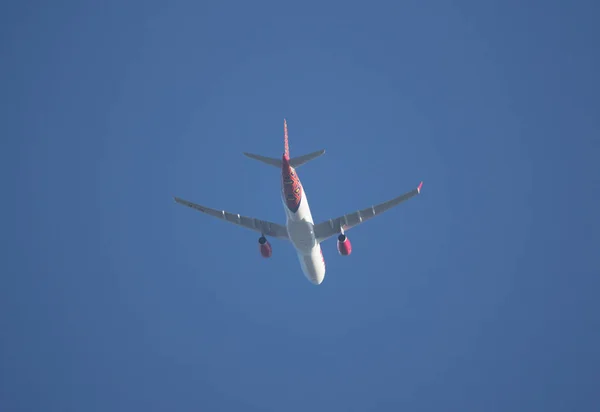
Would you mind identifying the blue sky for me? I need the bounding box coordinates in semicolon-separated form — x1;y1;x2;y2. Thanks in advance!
2;0;599;411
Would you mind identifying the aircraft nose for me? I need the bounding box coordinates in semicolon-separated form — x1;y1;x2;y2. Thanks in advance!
312;270;325;285
300;254;326;285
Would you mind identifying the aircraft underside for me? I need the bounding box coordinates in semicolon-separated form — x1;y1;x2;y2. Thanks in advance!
173;119;423;285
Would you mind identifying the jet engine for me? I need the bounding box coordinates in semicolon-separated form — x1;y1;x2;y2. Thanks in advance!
258;236;272;258
337;234;352;256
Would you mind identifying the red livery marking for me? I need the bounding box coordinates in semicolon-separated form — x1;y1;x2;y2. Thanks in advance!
281;119;301;212
282;157;302;213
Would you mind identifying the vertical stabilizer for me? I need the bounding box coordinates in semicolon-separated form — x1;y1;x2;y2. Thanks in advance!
243;118;324;168
284;118;290;159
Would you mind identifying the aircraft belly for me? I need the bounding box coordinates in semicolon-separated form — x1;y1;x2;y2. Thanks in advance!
283;188;316;254
282;185;325;284
287;220;315;253
298;247;325;285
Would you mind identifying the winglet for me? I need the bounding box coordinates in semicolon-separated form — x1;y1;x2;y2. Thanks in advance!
417;181;423;193
283;118;290;159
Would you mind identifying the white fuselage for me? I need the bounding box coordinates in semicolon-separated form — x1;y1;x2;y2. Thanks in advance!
281;180;326;285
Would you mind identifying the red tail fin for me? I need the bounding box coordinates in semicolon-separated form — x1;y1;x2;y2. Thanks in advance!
284;118;290;159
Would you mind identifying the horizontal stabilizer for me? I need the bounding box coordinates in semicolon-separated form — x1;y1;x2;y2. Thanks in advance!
242;152;282;168
243;149;325;168
290;149;325;168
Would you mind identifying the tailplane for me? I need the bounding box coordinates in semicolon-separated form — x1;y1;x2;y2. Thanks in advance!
243;119;325;168
289;149;325;167
242;152;282;167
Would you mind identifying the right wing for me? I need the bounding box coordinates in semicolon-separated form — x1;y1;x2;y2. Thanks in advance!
174;197;289;240
312;182;423;242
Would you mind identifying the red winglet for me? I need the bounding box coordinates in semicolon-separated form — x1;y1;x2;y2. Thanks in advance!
417;181;423;193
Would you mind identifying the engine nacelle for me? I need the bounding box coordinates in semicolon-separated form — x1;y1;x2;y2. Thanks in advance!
258;236;272;258
337;234;352;256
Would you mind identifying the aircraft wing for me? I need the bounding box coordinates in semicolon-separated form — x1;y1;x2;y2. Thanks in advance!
313;182;423;242
174;197;289;240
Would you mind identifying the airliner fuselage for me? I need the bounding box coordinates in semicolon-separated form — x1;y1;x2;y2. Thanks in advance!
280;153;326;284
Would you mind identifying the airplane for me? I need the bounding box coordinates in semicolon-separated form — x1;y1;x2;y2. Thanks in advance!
174;119;423;285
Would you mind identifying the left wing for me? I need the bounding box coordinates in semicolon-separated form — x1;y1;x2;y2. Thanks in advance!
313;182;423;242
174;197;289;240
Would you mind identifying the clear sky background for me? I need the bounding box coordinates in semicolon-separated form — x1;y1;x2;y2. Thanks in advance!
2;1;599;411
